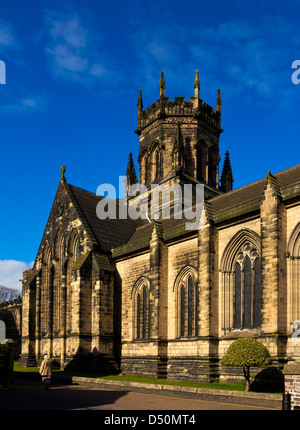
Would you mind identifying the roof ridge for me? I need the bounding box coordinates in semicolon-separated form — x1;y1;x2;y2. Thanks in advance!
209;163;300;202
209;177;265;202
274;163;300;176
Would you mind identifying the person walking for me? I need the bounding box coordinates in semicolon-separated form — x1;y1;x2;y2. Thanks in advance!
39;354;53;389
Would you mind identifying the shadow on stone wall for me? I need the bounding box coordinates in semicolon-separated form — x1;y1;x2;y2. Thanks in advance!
62;347;120;376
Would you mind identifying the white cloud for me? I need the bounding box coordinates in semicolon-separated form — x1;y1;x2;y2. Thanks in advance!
1;95;48;114
0;20;17;48
47;44;89;73
44;11;111;85
128;14;298;105
126;23;185;96
187;18;298;102
48;15;87;48
0;260;34;294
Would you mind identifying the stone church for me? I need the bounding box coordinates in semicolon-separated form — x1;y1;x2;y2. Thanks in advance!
19;71;300;383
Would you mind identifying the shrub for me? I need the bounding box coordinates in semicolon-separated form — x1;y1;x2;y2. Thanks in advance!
220;338;272;391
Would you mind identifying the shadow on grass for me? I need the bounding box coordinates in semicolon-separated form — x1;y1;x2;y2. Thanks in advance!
13;362;283;394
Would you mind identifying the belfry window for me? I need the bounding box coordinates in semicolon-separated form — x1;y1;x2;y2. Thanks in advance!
196;146;203;181
155;149;163;179
144;154;151;185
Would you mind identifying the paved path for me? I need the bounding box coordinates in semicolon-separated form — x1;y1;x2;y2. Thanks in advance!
0;376;279;411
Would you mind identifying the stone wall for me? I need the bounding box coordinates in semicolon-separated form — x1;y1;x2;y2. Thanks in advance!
0;299;22;357
283;362;300;409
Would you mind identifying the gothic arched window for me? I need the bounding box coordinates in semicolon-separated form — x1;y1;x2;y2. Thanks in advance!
188;276;193;336
136;293;141;339
180;285;185;337
174;267;198;338
196;146;203;181
254;258;262;327
233;245;262;329
132;278;150;340
208;151;216;186
287;222;300;325
154;148;163;179
65;230;80;334
220;229;262;333
41;243;51;336
54;229;66;334
76;241;80;260
144;153;151;185
234;263;241;328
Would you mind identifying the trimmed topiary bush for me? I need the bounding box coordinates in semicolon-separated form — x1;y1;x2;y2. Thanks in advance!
220;338;272;391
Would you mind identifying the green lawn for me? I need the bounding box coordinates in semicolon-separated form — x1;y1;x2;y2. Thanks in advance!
12;362;247;392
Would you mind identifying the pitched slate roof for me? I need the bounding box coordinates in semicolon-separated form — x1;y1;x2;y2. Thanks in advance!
65;164;299;256
209;164;300;214
67;183;146;252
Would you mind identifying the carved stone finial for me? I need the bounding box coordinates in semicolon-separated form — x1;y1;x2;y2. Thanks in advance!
61;165;66;182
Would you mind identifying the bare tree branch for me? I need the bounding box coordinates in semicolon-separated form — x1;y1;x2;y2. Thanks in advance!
0;285;21;303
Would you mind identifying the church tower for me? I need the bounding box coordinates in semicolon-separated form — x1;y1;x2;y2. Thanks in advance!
134;71;224;199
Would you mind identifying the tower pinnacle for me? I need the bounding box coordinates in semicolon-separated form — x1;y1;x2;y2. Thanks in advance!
194;70;200;109
194;70;200;91
137;89;143;112
216;88;222;112
126;152;138;193
159;71;165;97
220;151;233;193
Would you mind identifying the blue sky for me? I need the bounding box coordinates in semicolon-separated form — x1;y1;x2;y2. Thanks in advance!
0;0;299;292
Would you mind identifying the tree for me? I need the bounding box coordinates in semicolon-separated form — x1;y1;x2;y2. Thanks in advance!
0;285;20;304
220;338;272;391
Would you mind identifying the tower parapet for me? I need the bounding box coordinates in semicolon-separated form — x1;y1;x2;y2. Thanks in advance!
134;71;224;199
136;71;222;135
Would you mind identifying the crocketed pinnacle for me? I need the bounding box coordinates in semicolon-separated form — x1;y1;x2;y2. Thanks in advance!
126;152;138;186
220;151;233;193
